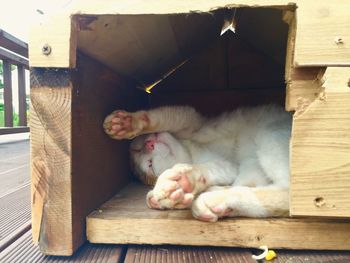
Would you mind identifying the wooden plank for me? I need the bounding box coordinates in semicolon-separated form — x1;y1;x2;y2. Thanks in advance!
0;185;31;251
17;65;27;126
272;250;350;263
0;230;126;263
29;13;77;68
30;1;295;69
29;1;350;69
30;68;74;255
2;60;13;127
0;29;28;58
68;0;295;15
76;12;224;86
283;10;326;111
291;68;350;217
0;47;29;68
87;182;350;250
124;245;256;263
70;53;147;253
30;53;147;256
294;0;350;66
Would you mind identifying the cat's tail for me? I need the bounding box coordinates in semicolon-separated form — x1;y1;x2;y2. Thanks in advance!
191;185;289;222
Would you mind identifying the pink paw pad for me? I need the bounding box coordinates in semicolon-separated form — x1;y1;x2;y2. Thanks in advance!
173;173;193;193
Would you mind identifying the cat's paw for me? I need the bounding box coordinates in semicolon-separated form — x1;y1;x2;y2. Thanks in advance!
103;110;149;139
191;189;237;222
146;164;207;209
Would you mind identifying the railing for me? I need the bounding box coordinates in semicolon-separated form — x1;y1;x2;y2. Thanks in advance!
0;29;29;135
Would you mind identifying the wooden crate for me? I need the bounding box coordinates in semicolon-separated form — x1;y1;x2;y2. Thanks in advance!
29;0;350;256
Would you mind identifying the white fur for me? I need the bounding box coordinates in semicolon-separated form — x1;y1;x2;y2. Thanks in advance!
106;105;291;221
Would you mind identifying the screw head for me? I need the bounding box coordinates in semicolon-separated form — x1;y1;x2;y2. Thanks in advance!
42;44;52;55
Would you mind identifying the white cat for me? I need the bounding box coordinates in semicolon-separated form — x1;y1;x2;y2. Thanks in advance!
103;105;291;222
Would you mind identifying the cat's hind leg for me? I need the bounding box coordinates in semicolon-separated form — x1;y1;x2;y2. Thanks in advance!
192;185;289;222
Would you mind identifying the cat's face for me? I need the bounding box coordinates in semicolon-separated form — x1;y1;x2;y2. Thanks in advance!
130;132;191;184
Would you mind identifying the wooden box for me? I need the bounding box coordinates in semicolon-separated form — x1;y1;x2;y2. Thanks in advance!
29;0;350;256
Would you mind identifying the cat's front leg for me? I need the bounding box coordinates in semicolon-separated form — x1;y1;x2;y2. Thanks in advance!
104;110;150;139
146;164;208;209
192;186;289;222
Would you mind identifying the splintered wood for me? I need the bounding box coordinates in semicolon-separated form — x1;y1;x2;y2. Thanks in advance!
291;68;350;217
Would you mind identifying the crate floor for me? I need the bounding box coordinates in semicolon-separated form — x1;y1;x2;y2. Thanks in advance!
1;139;350;262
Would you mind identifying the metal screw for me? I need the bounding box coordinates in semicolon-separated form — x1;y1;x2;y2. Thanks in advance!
42;44;52;55
334;36;344;44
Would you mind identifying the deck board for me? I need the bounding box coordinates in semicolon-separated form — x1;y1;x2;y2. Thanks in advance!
268;250;350;263
124;245;256;263
0;184;31;252
0;140;30;195
0;230;126;263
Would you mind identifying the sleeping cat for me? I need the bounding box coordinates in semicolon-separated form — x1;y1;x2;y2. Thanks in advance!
103;105;291;222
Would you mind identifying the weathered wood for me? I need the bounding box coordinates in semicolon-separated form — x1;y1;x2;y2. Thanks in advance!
30;68;73;255
0;230;126;263
30;53;147;256
17;65;27;126
3;60;13;127
291;68;350;217
70;53;147;252
87;183;350;250
272;250;350;263
0;185;31;252
124;245;256;263
284;10;326;111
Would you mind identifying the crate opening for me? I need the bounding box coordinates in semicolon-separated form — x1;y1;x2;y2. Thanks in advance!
74;7;294;246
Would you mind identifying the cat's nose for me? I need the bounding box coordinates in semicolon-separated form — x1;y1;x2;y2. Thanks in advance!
145;139;156;152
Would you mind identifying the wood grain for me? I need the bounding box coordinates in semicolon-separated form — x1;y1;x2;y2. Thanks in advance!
70;53;147;251
291;67;350;217
30;53;147;256
87;183;350;250
30;69;73;255
294;0;350;66
284;10;326;111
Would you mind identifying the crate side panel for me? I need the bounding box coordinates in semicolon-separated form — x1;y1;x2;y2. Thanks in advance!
291;69;350;217
71;53;148;250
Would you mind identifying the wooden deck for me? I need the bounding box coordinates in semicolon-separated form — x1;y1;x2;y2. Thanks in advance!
1;137;350;262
